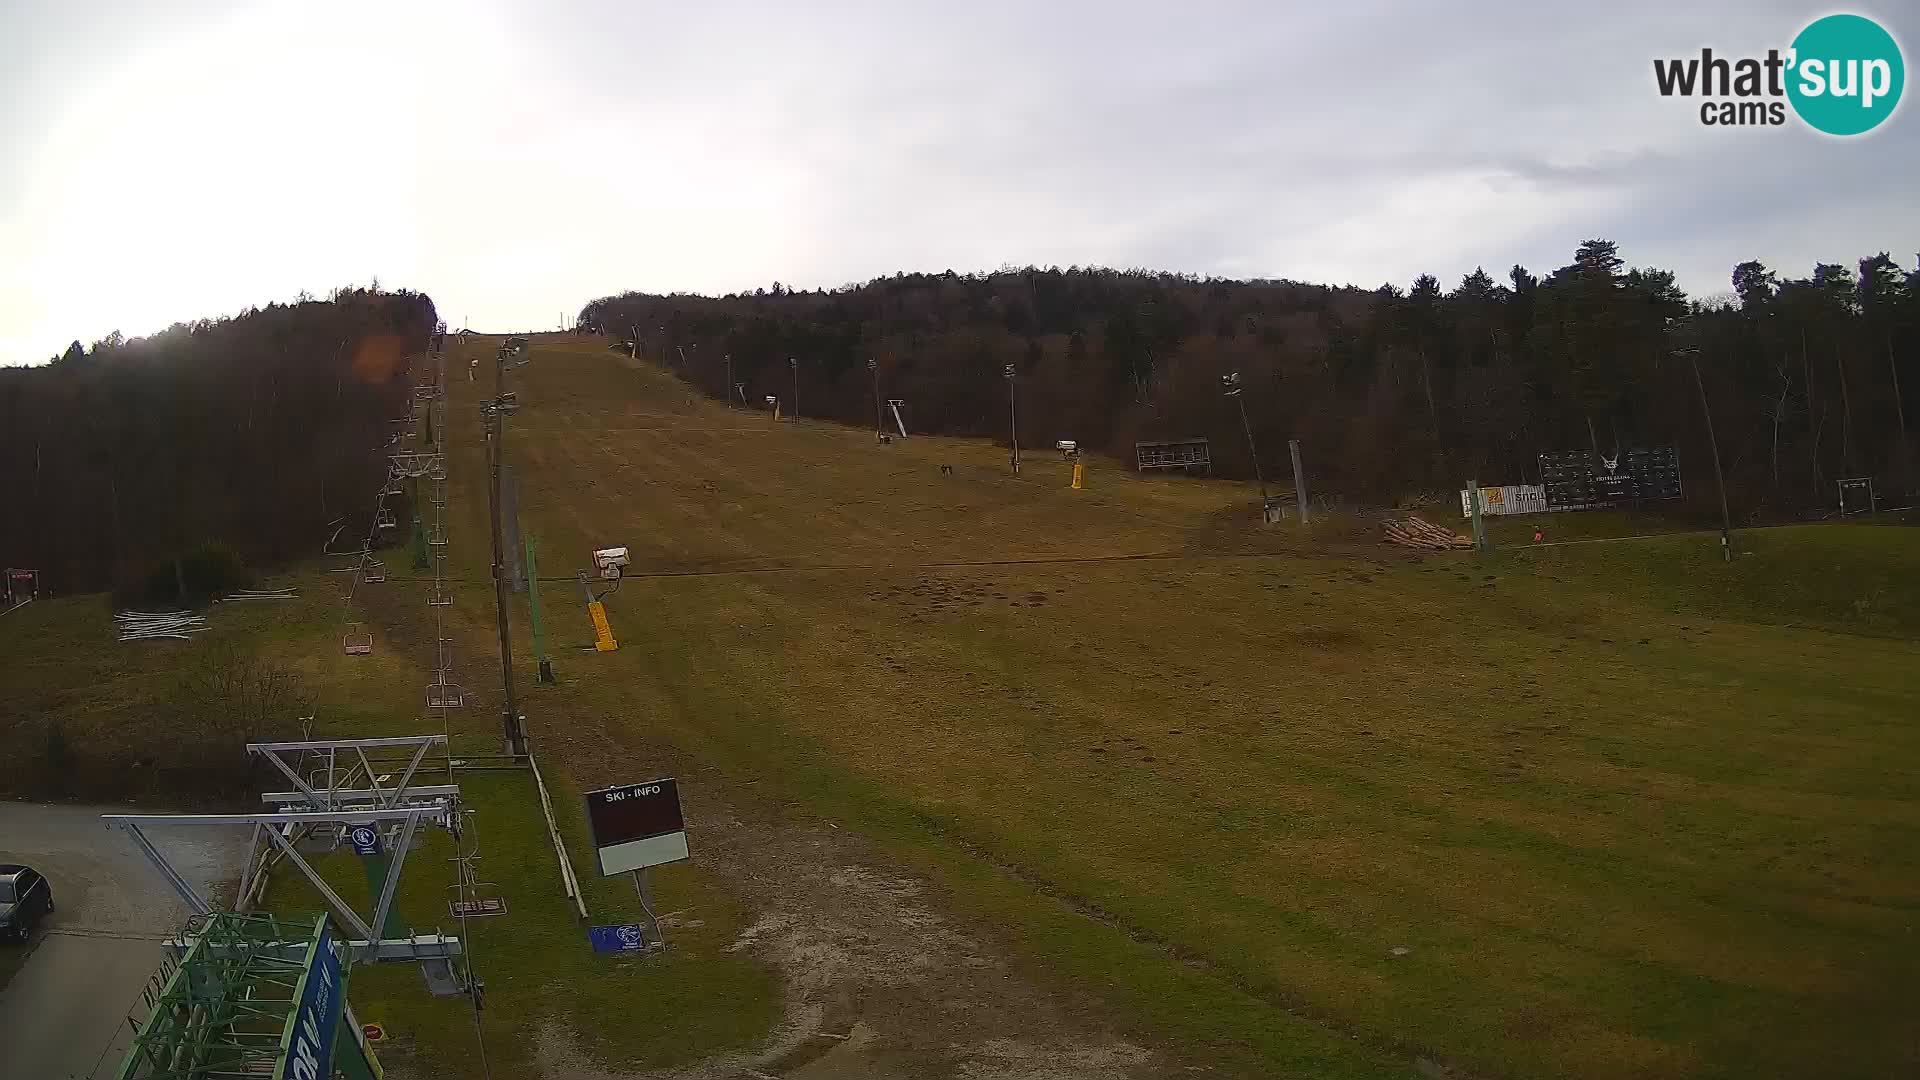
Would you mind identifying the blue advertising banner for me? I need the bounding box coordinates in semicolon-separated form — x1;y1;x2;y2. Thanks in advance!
588;924;650;954
276;922;344;1080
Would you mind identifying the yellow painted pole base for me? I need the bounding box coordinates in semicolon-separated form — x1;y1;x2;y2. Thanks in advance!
589;601;618;652
1071;460;1084;489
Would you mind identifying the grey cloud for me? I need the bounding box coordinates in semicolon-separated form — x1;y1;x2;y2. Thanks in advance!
2;0;1915;357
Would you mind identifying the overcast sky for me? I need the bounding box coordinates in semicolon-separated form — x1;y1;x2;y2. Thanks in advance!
1;1;1915;363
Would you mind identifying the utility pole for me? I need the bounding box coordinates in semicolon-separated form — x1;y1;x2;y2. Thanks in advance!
869;358;882;441
484;347;529;757
724;354;735;407
1682;344;1734;562
789;357;801;419
1223;372;1268;514
1004;363;1021;475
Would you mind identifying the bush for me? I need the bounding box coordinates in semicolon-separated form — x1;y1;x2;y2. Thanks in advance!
159;644;308;799
1;645;306;806
114;542;254;610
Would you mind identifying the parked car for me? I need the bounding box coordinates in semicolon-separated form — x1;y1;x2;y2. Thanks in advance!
0;864;53;942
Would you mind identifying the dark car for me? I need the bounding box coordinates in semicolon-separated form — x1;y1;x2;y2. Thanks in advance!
0;864;53;943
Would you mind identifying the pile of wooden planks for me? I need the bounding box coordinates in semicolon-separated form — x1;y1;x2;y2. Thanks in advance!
1383;514;1473;551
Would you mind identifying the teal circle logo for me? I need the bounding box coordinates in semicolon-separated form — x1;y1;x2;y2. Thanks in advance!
1787;14;1904;135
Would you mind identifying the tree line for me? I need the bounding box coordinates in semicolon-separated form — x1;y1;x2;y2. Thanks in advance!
0;288;439;596
580;242;1917;517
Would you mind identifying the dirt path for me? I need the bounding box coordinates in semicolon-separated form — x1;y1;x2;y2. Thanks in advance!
533;780;1165;1080
351;547;1178;1079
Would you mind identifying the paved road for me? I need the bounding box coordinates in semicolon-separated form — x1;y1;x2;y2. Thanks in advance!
0;801;245;1080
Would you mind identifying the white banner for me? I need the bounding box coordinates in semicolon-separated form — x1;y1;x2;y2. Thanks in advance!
1460;484;1548;518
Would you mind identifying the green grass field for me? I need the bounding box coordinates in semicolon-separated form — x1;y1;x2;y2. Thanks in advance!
5;332;1917;1079
0;560;781;1077
257;768;778;1078
460;335;1919;1079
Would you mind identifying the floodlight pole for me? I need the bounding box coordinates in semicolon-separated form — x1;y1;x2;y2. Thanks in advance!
1223;373;1267;510
1289;439;1310;524
724;354;735;407
789;357;801;419
869;359;882;441
1682;345;1734;562
1005;364;1021;475
486;353;530;758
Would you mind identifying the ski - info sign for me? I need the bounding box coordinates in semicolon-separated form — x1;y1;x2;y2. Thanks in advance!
584;778;689;876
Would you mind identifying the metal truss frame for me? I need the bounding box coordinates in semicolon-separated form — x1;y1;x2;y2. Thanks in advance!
104;806;451;947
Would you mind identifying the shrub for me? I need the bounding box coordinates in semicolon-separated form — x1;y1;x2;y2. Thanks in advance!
158;643;308;799
114;542;254;610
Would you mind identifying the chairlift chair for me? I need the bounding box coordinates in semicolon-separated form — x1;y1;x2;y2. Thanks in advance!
428;587;454;607
343;622;373;655
447;881;508;918
426;677;465;710
295;824;343;856
360;557;387;585
375;508;399;531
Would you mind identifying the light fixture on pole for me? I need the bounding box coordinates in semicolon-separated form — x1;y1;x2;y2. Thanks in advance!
1677;343;1734;562
1004;363;1021;476
1222;372;1269;514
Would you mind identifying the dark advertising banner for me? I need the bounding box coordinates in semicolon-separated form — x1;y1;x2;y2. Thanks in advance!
1539;448;1682;509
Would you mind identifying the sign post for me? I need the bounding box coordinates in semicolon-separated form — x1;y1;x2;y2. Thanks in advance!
1468;480;1491;553
583;779;689;950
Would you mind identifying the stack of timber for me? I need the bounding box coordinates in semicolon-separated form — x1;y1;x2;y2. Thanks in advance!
1384;514;1473;551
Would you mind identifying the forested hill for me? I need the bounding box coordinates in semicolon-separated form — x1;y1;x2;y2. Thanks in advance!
580;243;1918;517
0;288;438;595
